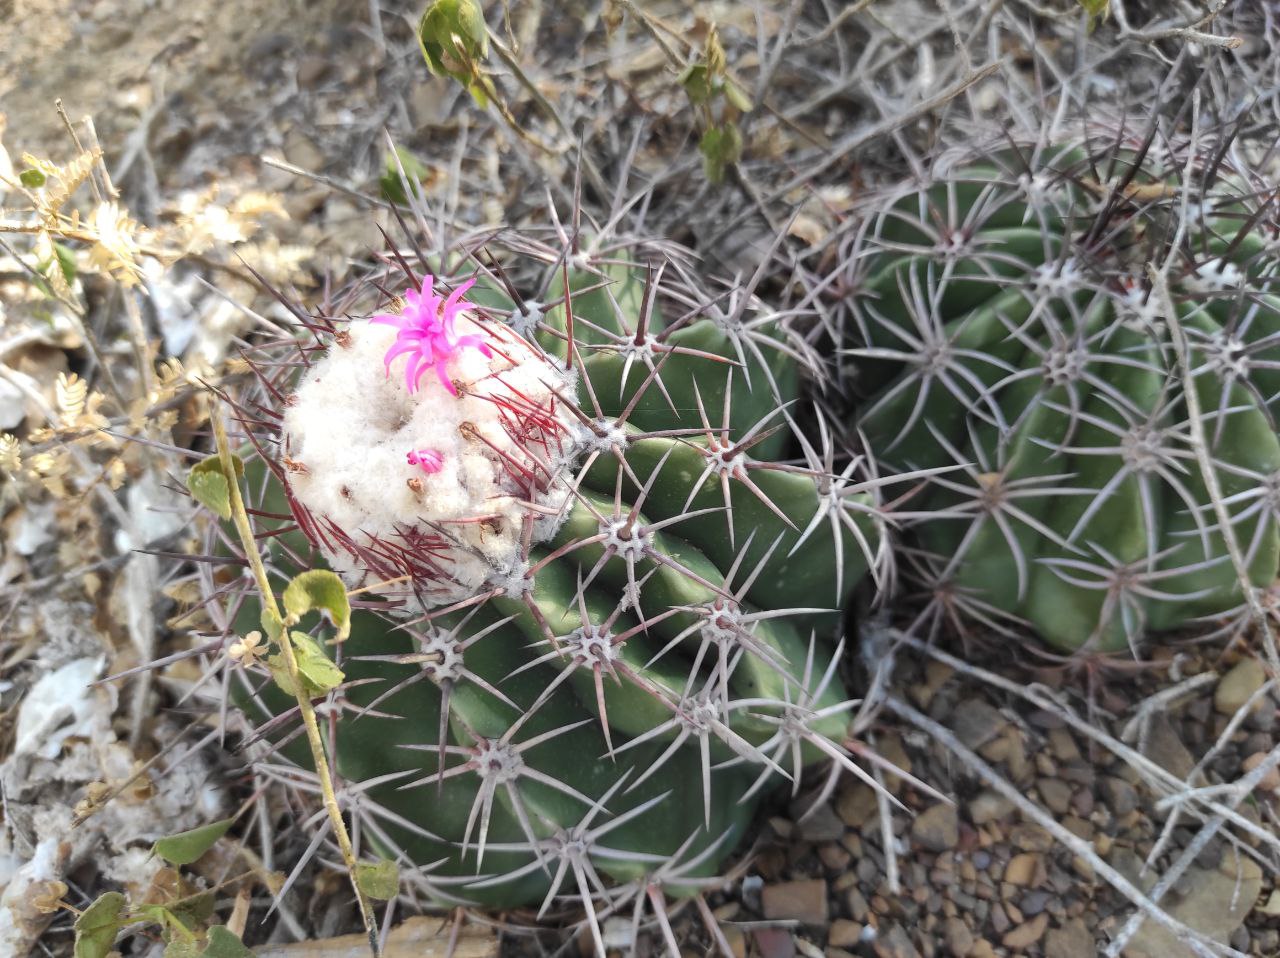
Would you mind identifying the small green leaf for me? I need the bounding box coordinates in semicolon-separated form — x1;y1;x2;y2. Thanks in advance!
679;64;714;104
723;79;753;113
52;242;78;285
202;927;256;958
260;607;283;643
164;940;201;958
136;903;199;942
186;454;245;521
418;0;489;99
380;147;433;205
1079;0;1109;28
699;122;743;185
353;858;400;900
74;892;127;958
166;890;217;931
152;818;235;866
269;631;344;697
283;569;351;641
19;168;46;188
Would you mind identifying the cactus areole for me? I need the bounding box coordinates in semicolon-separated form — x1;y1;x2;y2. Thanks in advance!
221;231;882;917
846;134;1280;654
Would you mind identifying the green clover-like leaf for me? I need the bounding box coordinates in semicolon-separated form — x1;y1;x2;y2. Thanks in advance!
268;631;344;698
353;858;400;901
202;926;256;958
74;892;127;958
283;569;351;641
186;454;245;521
699;122;744;185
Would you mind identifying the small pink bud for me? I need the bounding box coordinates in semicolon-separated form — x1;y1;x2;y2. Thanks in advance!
407;448;445;474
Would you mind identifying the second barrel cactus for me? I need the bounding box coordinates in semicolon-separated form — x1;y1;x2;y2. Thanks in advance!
841;130;1280;653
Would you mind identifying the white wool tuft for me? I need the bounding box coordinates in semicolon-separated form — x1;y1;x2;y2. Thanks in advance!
282;311;583;612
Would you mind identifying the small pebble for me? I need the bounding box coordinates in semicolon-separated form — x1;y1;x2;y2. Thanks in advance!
1002;913;1049;950
1214;658;1267;715
911;803;960;853
1044;917;1092;958
761;879;828;925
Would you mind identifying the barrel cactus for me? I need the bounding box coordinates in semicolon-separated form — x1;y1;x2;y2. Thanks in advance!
202;221;883;938
840;127;1280;654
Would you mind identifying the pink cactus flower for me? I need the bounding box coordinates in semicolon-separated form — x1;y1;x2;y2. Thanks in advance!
406;447;445;474
372;276;492;396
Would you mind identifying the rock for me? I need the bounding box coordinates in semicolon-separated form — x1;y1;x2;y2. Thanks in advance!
751;927;796;958
912;803;960;853
876;733;914;792
968;790;1014;825
1101;776;1139;817
1121;850;1263;958
1242;751;1280;792
1047;727;1081;762
794;802;846;843
818;842;852;872
1142;714;1195;780
1045;918;1093;958
1002;913;1049;950
845;887;870;922
943;916;973;957
829;920;864;948
837;784;879;829
873;924;921;958
1019;890;1051;917
1009;824;1053;853
762;879;828;925
1256;889;1280;917
723;925;747;958
1037;778;1073;814
283;125;326;172
1214;659;1267;716
953;700;1007;750
1003;853;1042;887
1107;848;1157;894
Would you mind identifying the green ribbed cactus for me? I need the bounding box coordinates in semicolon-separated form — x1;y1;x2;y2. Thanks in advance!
203;222;884;942
842;130;1280;653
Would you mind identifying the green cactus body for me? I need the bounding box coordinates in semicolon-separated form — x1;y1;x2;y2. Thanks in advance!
846;140;1280;653
215;231;882;924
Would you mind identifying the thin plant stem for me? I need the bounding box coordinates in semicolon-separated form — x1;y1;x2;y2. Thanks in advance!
212;411;382;957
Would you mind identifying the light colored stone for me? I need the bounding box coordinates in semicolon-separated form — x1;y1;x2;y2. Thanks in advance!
1044;919;1093;958
1037;778;1072;815
953;699;1006;750
912;803;960;853
873;924;921;958
1121;850;1263;958
1003;853;1042;887
1214;659;1268;716
829;920;864;948
1142;714;1195;780
761;879;828;925
1242;751;1280;792
968;790;1014;825
837;784;878;829
1002;913;1049;950
943;916;974;957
